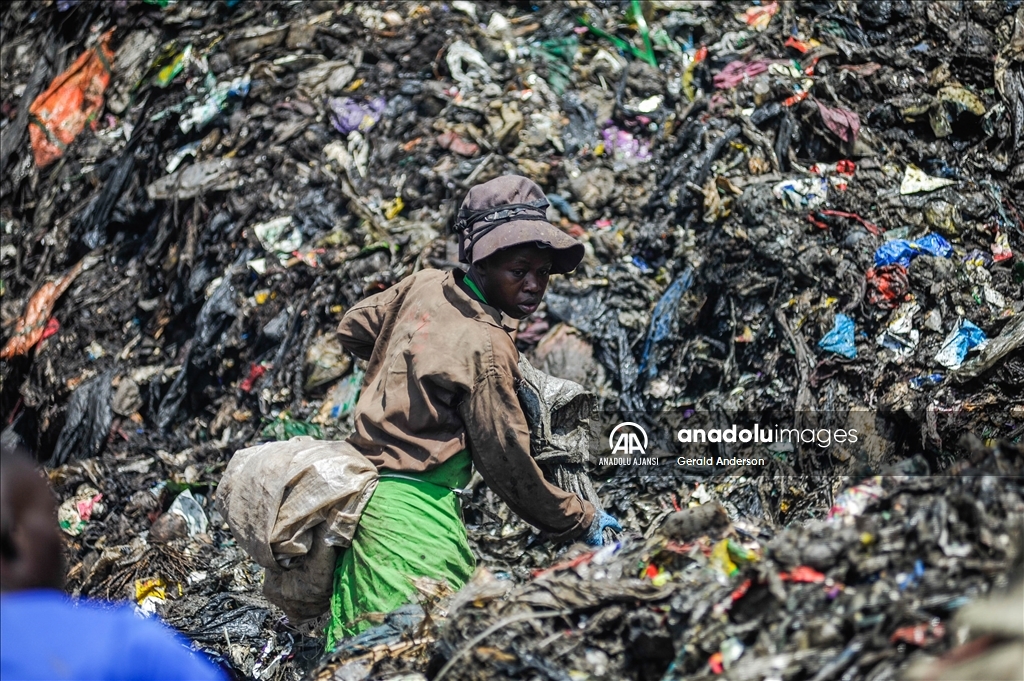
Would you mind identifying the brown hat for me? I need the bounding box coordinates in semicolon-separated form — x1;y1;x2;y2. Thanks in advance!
455;175;584;274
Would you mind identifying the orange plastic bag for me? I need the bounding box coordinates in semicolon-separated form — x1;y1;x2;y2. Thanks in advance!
28;29;114;168
0;256;95;360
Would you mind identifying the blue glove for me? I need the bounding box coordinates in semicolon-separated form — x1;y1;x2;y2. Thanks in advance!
584;510;622;546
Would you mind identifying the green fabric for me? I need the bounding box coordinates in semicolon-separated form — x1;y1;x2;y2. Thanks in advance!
326;451;475;650
463;276;488;305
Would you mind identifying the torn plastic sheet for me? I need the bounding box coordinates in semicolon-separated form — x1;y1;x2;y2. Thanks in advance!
773;177;828;211
179;75;250;133
0;255;97;359
817;101;860;143
818;313;857;359
253;216;303;257
900;164;957;194
713;60;770;89
50;370;114;467
445;40;494;89
167;489;209;536
935;319;989;369
146;158;241;200
28;29;114;167
638;267;695;379
877;302;920;357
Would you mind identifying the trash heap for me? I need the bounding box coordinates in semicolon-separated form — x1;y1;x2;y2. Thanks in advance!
1;1;1023;679
313;440;1024;681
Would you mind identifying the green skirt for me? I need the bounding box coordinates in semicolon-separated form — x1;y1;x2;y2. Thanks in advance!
326;451;475;650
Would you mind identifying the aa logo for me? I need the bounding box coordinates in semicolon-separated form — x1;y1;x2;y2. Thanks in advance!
609;422;648;456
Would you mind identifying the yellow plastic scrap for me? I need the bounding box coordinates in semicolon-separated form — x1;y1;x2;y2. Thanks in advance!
384;197;404;220
134;576;167;604
710;539;739;577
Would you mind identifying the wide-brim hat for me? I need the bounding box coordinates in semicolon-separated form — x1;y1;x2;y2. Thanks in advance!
456;175;584;274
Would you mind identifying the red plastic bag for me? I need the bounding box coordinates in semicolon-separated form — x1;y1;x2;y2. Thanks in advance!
866;265;910;309
28;29;114;168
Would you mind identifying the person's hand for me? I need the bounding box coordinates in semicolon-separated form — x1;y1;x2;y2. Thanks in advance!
584;510;622;546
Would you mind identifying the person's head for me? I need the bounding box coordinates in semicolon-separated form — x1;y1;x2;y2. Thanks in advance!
0;446;65;592
456;175;583;319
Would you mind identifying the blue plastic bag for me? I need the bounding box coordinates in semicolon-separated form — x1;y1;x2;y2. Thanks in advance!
818;313;857;359
874;233;952;268
934;319;988;369
637;267;694;378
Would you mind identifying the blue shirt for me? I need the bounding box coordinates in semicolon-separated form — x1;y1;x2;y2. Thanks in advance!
0;590;226;681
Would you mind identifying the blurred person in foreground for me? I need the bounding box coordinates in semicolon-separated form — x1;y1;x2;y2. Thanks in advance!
0;446;225;681
326;175;620;647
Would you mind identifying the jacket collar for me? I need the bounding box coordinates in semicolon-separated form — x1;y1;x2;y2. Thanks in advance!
445;270;518;333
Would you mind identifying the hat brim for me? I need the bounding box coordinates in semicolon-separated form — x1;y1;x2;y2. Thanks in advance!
470;219;584;274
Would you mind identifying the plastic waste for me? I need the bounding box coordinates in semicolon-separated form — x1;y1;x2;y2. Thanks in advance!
900;164;957;194
28;29;114;167
637;268;694;379
305;333;352;390
818;313;857;359
57;486;104;536
866;265;910;308
713;60;770;89
828;477;884;522
773;177;828;211
179;75;250;133
50;370;114;467
445;40;494;90
253;216;303;258
135;577;168;615
261;411;324;441
146;158;241;200
742;1;779;31
817;101;860;144
874;233;953;268
890;622;946;646
328;97;386;135
0;256;97;359
314;366;365;423
436;130;479;157
935;319;989;369
877;302;920;357
167;489;209;537
600;126;651;165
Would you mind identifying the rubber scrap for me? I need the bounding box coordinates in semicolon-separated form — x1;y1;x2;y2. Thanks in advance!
28;29;115;168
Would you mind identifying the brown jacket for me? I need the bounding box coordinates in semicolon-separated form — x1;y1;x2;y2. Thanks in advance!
337;268;595;538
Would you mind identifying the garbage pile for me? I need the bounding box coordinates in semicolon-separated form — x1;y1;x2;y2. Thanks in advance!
1;0;1023;679
418;440;1024;681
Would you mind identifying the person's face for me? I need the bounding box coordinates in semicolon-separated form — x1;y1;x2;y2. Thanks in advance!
474;245;554;319
0;457;65;592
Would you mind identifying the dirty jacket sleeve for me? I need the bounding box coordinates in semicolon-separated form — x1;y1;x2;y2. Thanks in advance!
336;286;400;361
460;359;596;540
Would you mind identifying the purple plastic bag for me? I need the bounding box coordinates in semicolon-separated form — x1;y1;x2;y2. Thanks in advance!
601;126;650;163
817;101;860;144
713;60;770;89
328;97;386;134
